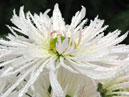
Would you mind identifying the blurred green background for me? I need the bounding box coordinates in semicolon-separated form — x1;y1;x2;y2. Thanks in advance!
0;0;129;43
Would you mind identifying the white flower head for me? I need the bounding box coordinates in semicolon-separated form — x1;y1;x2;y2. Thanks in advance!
31;67;98;97
0;3;129;97
97;72;129;97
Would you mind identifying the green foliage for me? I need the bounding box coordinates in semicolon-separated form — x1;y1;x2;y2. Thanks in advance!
20;0;46;13
97;83;107;97
48;85;52;94
65;95;71;97
108;10;129;33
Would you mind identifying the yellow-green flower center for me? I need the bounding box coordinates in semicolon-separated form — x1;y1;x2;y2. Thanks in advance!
49;35;73;55
48;32;78;59
49;36;65;54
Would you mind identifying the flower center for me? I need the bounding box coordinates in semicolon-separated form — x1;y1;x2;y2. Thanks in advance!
48;31;78;58
49;35;66;54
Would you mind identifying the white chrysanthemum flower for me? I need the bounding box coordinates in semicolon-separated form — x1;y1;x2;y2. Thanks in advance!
0;3;129;97
32;67;98;97
97;72;129;97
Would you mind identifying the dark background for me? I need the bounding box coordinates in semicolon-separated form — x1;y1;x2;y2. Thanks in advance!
0;0;129;43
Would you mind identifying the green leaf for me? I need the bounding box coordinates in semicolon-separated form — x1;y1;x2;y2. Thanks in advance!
108;10;129;33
